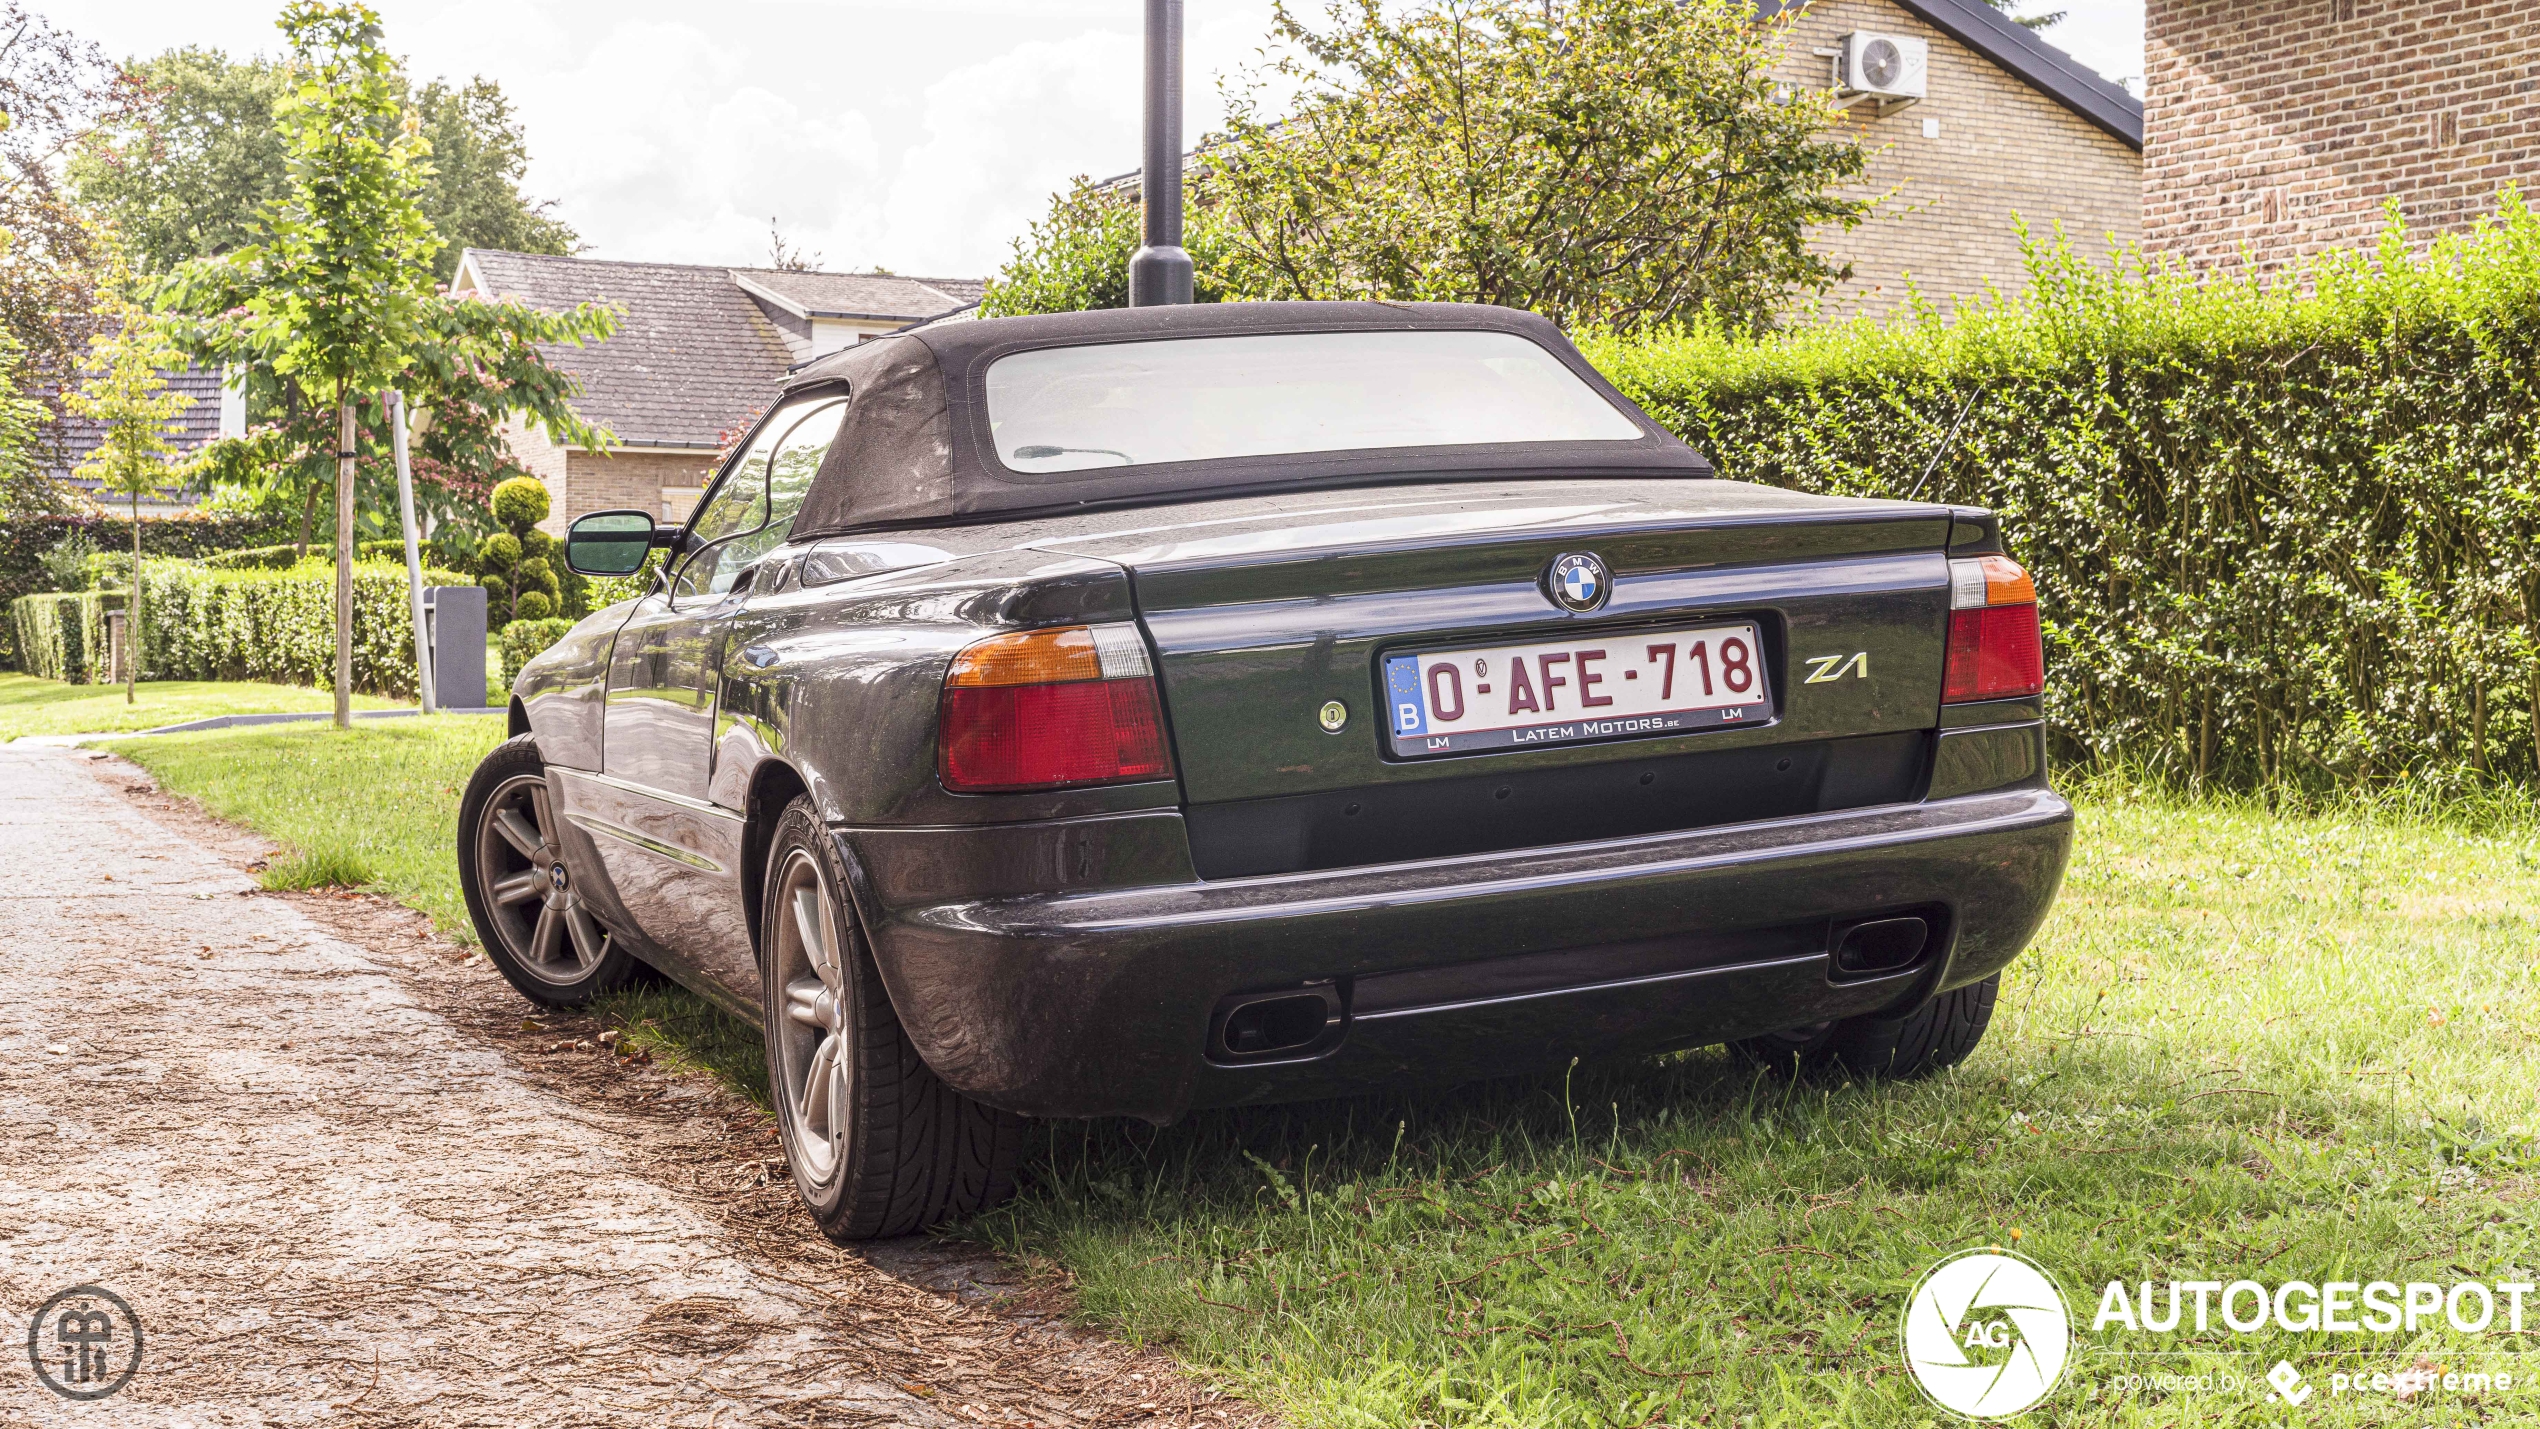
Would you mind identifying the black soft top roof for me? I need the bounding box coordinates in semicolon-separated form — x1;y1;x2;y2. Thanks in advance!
783;300;1711;539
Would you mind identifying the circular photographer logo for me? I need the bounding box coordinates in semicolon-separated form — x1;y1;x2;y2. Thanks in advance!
1902;1250;2069;1420
26;1284;143;1401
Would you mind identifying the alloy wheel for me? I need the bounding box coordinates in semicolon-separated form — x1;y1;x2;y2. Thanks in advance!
473;772;610;986
773;847;850;1185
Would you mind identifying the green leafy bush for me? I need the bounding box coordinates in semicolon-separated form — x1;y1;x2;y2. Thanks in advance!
37;531;97;589
11;557;469;694
201;543;305;571
470;477;572;627
497;616;574;686
490;475;548;529
0;514;285;667
1585;194;2540;790
9;590;122;682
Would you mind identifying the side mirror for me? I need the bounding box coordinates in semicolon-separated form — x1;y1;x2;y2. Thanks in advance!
565;510;661;576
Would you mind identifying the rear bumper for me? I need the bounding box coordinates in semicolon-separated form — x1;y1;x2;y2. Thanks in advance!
843;780;2072;1122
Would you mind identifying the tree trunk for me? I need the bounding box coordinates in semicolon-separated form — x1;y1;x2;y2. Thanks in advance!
335;398;356;729
298;481;318;562
128;489;141;705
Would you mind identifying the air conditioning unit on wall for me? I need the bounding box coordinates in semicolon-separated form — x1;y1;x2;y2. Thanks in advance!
1835;32;1929;108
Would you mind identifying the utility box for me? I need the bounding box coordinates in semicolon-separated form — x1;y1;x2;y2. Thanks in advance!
423;586;489;710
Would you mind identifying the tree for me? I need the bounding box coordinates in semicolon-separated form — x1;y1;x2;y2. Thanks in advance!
411;78;576;279
172;1;436;729
65;257;194;704
1205;0;1869;331
71;48;576;280
59;49;287;276
167;281;618;555
0;320;52;516
978;176;1239;317
985;0;1868;332
1979;0;2066;31
0;1;149;500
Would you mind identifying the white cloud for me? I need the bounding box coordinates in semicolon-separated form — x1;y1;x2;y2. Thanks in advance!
872;2;1278;276
472;17;885;267
38;0;2148;277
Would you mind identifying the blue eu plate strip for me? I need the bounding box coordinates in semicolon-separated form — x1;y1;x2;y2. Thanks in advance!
1385;655;1427;736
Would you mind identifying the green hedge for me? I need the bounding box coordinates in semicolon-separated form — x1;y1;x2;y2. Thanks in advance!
11;558;470;696
10;589;124;682
1585;195;2540;789
0;515;286;668
149;559;474;698
497;617;575;688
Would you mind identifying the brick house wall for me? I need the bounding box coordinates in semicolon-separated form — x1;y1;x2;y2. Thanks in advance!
1771;0;2143;316
2144;0;2540;271
502;414;719;537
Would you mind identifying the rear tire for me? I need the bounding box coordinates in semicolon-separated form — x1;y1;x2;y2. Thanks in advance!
1731;975;1999;1079
457;734;647;1007
760;798;1025;1240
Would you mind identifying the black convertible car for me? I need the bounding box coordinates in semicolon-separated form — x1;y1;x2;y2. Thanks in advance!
457;301;2071;1240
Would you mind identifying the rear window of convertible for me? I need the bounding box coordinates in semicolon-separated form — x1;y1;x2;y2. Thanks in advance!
984;329;1643;476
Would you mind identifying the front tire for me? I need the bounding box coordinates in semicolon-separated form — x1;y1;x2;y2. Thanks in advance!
1732;975;2000;1079
457;734;647;1007
761;798;1025;1240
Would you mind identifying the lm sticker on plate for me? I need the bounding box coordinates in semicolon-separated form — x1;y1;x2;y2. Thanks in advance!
1383;622;1769;758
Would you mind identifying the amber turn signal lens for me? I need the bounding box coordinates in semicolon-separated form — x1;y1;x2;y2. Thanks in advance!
1947;554;2037;609
946;626;1105;687
1977;554;2036;606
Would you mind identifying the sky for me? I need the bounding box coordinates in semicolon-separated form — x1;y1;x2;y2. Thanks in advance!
42;0;2145;282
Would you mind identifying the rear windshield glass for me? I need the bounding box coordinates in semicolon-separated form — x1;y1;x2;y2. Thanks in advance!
984;329;1642;475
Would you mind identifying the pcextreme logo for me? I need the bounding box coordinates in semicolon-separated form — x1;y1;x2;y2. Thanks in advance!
1902;1249;2073;1420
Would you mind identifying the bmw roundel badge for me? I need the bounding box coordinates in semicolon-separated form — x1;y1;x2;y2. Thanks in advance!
1545;552;1611;614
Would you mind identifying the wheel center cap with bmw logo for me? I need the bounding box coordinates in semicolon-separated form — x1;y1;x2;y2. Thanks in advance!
1545;552;1610;613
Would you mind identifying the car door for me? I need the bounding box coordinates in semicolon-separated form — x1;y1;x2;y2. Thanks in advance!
579;393;850;990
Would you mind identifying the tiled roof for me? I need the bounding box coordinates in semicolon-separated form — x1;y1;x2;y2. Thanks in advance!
459;250;799;450
729;269;983;321
43;365;225;481
1755;0;2142;149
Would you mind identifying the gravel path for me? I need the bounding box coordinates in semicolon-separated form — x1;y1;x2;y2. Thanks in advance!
0;747;1253;1428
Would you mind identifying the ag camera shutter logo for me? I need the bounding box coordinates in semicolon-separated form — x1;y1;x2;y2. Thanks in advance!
1903;1249;2072;1419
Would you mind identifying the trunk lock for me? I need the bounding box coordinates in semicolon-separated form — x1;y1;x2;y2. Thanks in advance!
1317;700;1349;732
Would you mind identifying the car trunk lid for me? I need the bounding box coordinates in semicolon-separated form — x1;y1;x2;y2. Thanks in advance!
1034;480;1955;876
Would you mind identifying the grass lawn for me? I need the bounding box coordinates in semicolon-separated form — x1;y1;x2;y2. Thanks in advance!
0;671;406;741
100;721;2540;1425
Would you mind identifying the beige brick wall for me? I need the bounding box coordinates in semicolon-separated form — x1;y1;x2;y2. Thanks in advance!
2145;0;2540;272
501;414;717;536
563;450;721;531
1772;0;2143;317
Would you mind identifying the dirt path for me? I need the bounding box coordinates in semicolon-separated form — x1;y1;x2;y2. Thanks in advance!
0;747;1254;1428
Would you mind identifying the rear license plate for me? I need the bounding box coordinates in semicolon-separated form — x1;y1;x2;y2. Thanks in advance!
1383;622;1770;757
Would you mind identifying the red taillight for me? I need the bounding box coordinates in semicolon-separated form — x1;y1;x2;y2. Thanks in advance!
1942;555;2044;703
938;624;1174;792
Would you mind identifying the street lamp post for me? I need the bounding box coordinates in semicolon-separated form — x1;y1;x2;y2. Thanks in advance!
1126;0;1193;306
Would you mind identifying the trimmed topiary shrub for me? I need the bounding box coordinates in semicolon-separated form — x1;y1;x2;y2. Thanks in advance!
476;477;566;628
